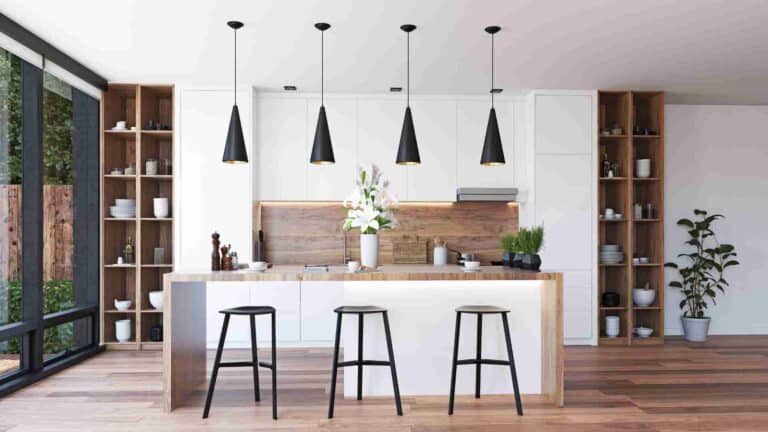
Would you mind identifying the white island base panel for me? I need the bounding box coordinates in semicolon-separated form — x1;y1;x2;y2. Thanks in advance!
341;281;542;398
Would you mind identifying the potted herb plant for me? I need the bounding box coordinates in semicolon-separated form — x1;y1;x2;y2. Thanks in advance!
500;234;519;267
517;226;544;271
343;164;398;269
665;209;739;342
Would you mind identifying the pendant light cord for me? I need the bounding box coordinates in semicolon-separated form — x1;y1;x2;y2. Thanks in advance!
233;27;237;106
491;32;494;108
321;29;324;107
407;31;410;107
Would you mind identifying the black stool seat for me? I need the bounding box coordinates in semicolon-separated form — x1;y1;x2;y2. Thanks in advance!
203;305;277;420
328;305;402;418
334;305;387;314
448;305;523;416
455;305;510;314
220;305;276;315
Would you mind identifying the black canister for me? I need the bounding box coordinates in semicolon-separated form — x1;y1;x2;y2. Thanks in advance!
149;325;163;342
602;292;621;308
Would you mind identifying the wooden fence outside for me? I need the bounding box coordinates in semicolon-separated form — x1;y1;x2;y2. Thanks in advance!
0;184;74;282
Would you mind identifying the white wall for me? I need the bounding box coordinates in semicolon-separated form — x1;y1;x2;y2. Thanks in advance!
665;105;768;335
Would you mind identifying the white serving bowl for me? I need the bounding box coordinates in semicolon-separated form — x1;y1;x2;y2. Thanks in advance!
114;299;132;311
249;261;268;272
115;198;136;208
632;288;656;307
109;206;136;218
464;261;481;271
634;327;654;338
148;291;163;311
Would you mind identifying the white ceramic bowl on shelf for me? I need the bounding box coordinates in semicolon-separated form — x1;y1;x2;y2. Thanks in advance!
464;261;481;271
148;291;163;311
114;299;132;311
632;288;656;307
109;206;136;218
634;327;654;338
114;199;136;208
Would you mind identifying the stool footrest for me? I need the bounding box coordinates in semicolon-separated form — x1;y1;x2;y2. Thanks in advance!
337;360;391;367
456;358;511;366
217;361;274;369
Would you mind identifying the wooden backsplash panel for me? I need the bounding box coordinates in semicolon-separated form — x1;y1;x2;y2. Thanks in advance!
255;202;518;265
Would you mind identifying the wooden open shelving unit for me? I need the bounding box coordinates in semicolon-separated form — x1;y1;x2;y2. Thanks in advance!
100;84;174;350
597;90;664;345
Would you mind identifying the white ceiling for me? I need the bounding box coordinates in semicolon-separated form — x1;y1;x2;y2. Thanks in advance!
3;0;768;104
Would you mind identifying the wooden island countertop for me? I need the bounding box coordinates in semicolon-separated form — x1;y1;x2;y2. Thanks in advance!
164;265;561;283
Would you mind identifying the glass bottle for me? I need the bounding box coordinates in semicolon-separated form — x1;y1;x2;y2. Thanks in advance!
123;236;135;264
602;153;611;177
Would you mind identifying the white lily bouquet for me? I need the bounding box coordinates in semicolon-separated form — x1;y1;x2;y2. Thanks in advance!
343;164;399;234
343;164;398;268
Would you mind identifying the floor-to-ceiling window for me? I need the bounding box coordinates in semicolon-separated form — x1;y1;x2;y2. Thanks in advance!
0;44;101;394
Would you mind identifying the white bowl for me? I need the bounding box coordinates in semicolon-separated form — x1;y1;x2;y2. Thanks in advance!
109;206;136;218
634;327;653;338
114;299;132;311
464;261;481;271
632;288;656;307
148;291;163;311
600;244;620;251
114;199;136;207
249;261;268;272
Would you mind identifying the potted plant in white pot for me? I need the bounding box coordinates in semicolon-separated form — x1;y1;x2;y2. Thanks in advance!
665;209;739;342
343;164;398;269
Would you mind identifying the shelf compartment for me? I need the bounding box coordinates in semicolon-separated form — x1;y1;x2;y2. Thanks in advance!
139;177;172;219
598;91;630;133
139;267;171;310
139;85;173;131
632;222;663;264
632;309;663;342
140;217;173;265
599;180;629;216
599;309;629;342
103;84;138;130
631;91;664;137
103;220;137;265
139;133;173;176
140;313;164;343
103;314;136;344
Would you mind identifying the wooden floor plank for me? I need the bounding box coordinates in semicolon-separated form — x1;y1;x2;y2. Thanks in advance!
0;336;767;431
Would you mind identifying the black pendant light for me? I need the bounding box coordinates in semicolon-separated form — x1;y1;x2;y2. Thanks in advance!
396;24;420;165
480;25;506;166
222;21;248;164
310;22;335;165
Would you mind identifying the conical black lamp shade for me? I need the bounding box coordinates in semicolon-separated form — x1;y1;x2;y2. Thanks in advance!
310;105;335;164
396;106;420;165
480;107;505;166
222;105;248;163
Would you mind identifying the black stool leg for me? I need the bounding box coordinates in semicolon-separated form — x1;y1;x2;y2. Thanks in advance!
328;312;343;419
357;313;364;400
250;315;261;402
271;311;278;420
475;313;483;399
448;311;461;415
203;313;230;419
382;311;403;416
501;313;523;416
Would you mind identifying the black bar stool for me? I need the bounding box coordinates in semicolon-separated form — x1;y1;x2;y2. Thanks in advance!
448;305;523;416
203;306;277;420
328;306;402;418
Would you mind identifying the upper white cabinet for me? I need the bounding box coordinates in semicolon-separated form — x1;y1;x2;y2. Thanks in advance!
177;89;252;270
253;96;307;200
456;99;516;188
535;95;592;154
356;98;409;200
407;99;457;201
306;98;358;201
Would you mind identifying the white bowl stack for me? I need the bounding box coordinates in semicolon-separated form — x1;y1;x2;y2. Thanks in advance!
599;244;624;264
110;198;136;218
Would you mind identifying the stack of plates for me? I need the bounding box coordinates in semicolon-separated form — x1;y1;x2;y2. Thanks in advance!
110;198;136;218
600;244;624;264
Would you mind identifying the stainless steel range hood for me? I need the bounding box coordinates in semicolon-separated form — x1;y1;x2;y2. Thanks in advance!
456;187;518;202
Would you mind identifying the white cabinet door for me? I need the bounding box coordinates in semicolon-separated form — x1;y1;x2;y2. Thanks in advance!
206;282;252;348
535;154;592;270
253;96;307;200
406;99;457;201
562;271;593;340
306;98;357;201
456;100;515;187
357;99;409;200
300;281;344;341
534;95;592;154
178;90;252;270
250;282;301;343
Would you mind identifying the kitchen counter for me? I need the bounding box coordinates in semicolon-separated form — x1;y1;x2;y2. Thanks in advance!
165;265;560;282
162;265;563;413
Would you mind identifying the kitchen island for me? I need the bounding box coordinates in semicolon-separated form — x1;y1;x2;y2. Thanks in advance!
162;265;563;412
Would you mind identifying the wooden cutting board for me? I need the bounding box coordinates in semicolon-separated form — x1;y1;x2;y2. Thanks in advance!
392;235;428;264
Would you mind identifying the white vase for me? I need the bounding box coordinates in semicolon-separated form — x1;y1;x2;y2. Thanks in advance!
360;233;379;269
605;315;620;338
153;197;169;218
115;319;132;342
